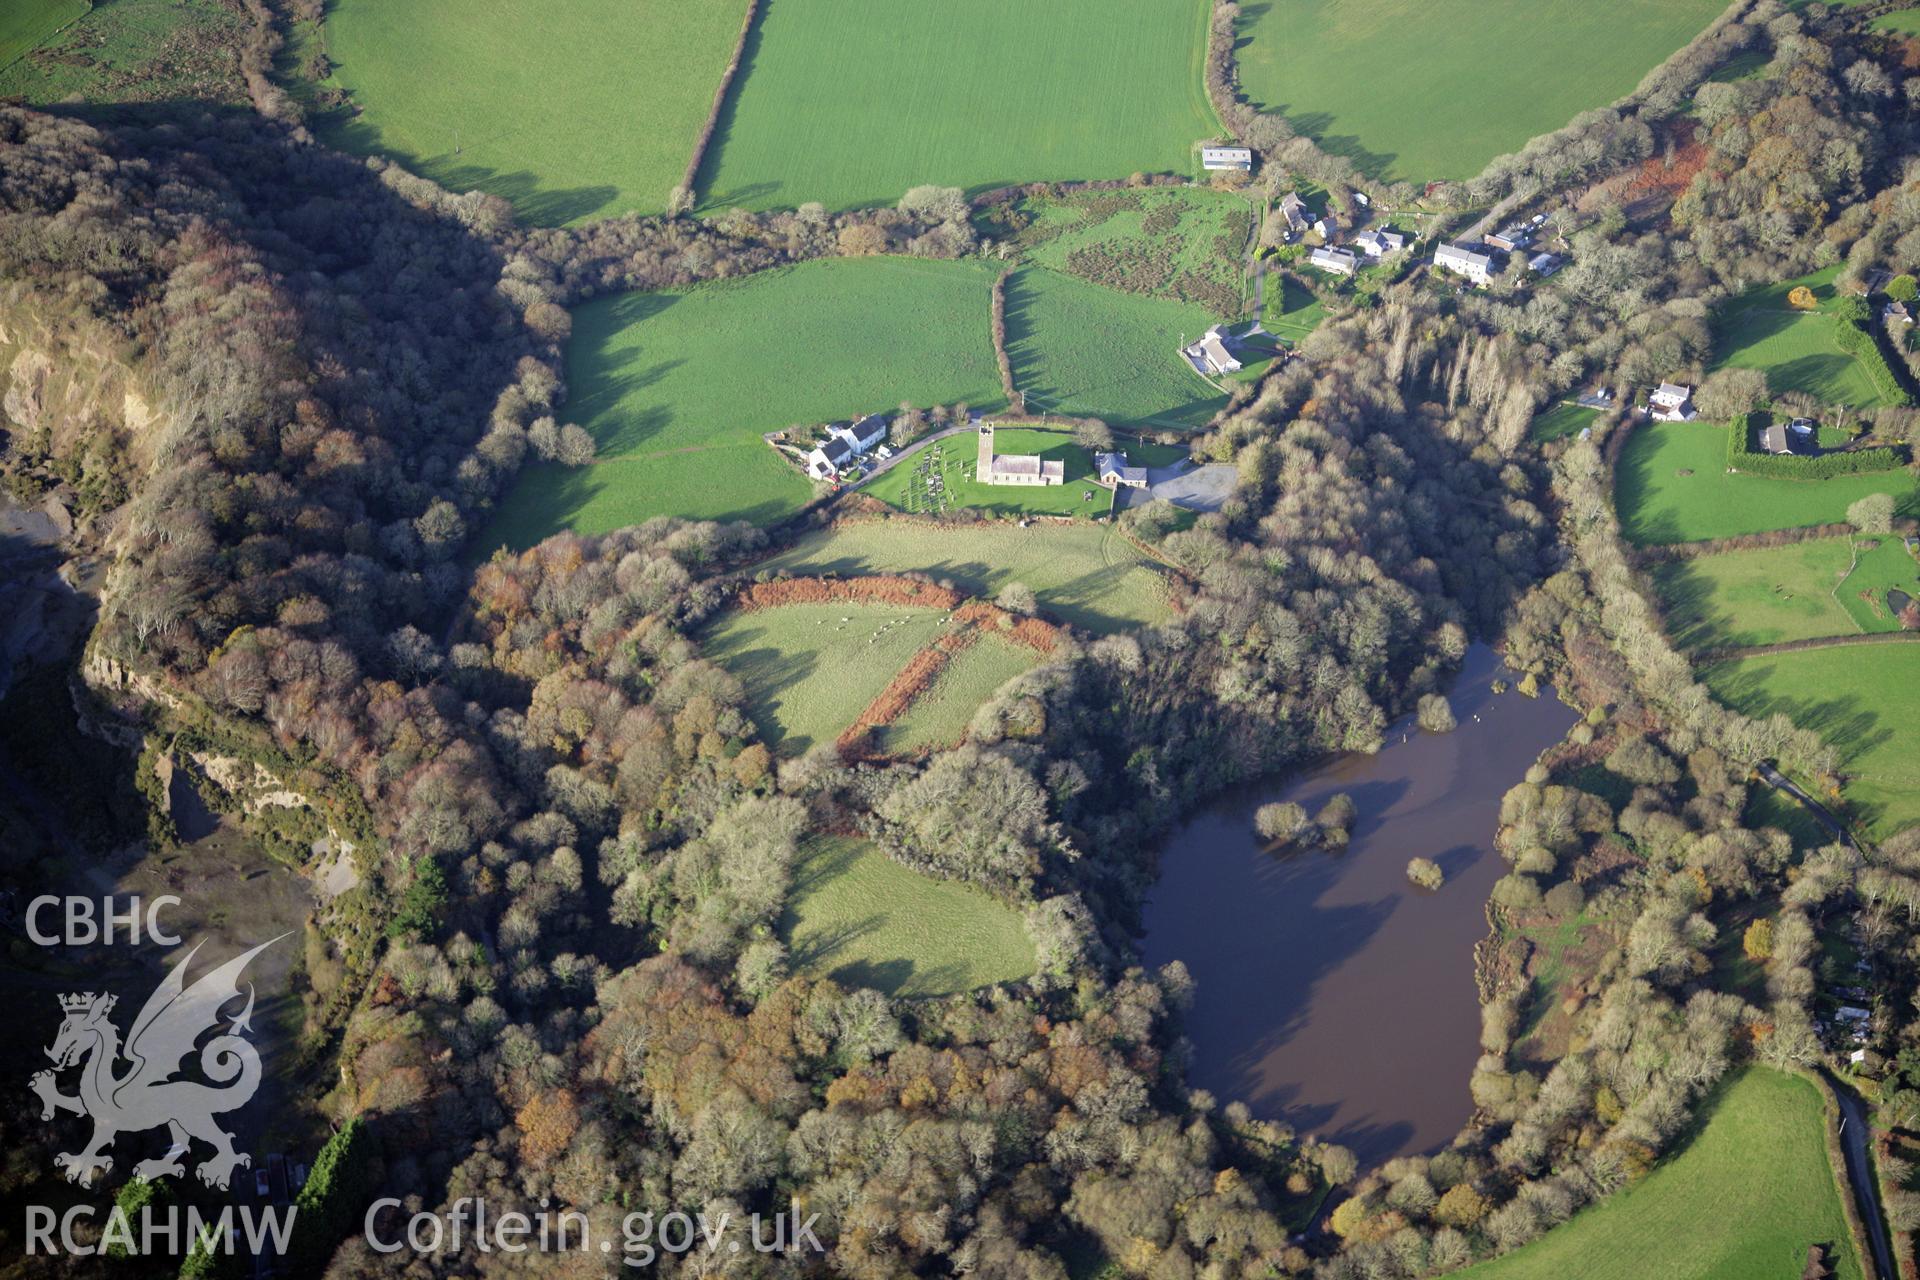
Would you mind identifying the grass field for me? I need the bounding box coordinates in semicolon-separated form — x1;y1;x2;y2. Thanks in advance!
783;837;1036;996
479;257;1006;548
867;428;1187;519
1;0;86;70
1614;421;1918;545
319;0;749;225
1711;266;1903;408
1005;267;1232;429
1012;188;1255;313
882;636;1041;755
0;0;246;104
1873;7;1920;34
1653;536;1918;650
698;0;1220;211
1705;644;1920;838
1459;1069;1861;1280
1232;0;1726;183
1532;402;1601;443
703;601;952;756
1263;273;1328;346
763;520;1176;634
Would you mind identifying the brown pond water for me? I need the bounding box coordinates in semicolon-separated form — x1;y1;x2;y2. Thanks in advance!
1141;646;1577;1170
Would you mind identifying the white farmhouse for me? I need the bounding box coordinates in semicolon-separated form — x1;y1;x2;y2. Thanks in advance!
1308;246;1358;276
1183;325;1243;376
1434;243;1494;285
1649;382;1696;422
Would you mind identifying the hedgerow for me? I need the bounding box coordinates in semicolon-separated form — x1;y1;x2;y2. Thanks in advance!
1725;413;1906;478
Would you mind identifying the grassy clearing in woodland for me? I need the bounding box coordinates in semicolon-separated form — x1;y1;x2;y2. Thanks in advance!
1232;0;1726;183
782;837;1036;997
699;0;1219;211
882;636;1041;755
1614;421;1918;545
319;0;750;225
0;0;247;104
1652;536;1918;650
1705;644;1920;839
1530;402;1599;443
1711;267;1904;408
1457;1069;1861;1280
1004;267;1230;429
763;521;1176;634
479;257;1005;547
702;601;952;756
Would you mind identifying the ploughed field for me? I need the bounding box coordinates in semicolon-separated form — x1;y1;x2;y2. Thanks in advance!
318;0;752;224
761;520;1177;634
1231;0;1727;183
782;837;1037;997
698;0;1220;211
479;257;1006;549
1456;1069;1861;1280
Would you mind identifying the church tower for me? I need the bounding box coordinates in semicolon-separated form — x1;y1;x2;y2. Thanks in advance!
976;421;994;477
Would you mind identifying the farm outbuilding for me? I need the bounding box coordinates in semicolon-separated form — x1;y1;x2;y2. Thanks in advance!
1201;145;1254;171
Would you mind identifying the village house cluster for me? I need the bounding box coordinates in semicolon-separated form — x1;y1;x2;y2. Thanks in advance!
804;413;889;480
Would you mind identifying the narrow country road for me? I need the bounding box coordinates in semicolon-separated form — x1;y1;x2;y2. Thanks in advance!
1755;762;1855;848
1827;1070;1895;1280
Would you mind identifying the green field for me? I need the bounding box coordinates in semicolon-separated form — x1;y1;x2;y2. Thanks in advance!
1005;267;1233;428
1532;402;1600;443
1233;0;1726;183
1711;267;1902;408
479;257;1006;548
883;636;1041;755
763;520;1176;634
1012;188;1254;314
867;428;1186;519
699;0;1220;211
1873;7;1920;34
1653;536;1918;650
1614;421;1918;545
1705;644;1920;838
0;0;246;104
1262;273;1329;346
1;0;86;69
703;601;952;756
319;0;749;225
783;837;1036;997
1459;1069;1861;1280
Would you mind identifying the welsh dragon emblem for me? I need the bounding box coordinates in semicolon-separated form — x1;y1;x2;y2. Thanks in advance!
31;936;285;1189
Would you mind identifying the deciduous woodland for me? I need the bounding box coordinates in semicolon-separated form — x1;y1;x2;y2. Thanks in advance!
3;0;1920;1277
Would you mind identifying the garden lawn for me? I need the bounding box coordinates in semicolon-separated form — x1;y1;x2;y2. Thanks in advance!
1014;188;1254;313
1711;266;1902;408
883;636;1041;755
320;0;750;225
1652;538;1862;650
1233;0;1726;183
699;0;1219;211
1;0;86;69
1262;273;1327;346
762;520;1176;634
1458;1068;1861;1280
1531;402;1599;443
1704;644;1920;839
783;837;1036;997
1005;267;1231;429
702;601;951;756
479;257;1005;547
1614;421;1918;545
0;0;246;103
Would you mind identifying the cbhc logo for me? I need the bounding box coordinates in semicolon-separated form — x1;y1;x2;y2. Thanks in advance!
26;896;182;946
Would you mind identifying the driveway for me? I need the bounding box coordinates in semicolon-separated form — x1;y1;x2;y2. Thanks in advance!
1118;460;1238;513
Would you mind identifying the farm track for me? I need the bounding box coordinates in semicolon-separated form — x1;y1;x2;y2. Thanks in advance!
1694;629;1920;665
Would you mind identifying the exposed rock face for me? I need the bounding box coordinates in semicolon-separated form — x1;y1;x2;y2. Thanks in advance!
4;348;53;429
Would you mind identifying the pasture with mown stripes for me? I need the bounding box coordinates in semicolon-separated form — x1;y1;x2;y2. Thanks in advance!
317;0;752;224
698;0;1221;211
477;256;1007;549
